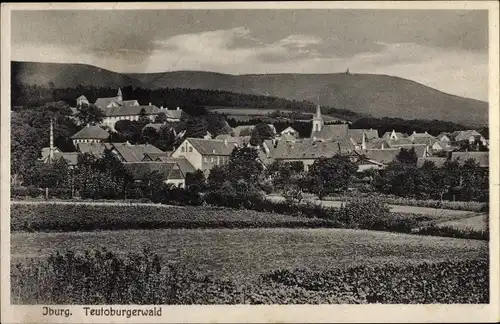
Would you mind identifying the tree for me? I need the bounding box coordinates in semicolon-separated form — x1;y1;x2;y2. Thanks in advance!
305;155;357;199
206;113;232;137
396;148;418;165
185;116;209;138
227;146;264;184
250;123;274;146
154;112;167;124
75;103;105;126
239;127;253;137
185;170;206;192
155;125;176;152
142;126;159;145
138;108;150;126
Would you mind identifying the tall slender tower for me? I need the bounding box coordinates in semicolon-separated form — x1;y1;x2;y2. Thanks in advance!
49;117;54;162
312;93;324;132
117;87;123;102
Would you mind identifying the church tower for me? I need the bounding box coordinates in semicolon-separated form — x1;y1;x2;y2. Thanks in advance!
117;87;123;102
312;94;324;132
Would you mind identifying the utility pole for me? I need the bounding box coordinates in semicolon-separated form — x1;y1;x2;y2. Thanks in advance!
46;117;54;200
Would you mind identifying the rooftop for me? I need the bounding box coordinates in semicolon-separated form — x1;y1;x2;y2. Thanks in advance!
71;125;109;140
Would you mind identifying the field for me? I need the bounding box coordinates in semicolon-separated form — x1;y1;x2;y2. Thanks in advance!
11;228;488;283
206;106;298;116
435;215;488;231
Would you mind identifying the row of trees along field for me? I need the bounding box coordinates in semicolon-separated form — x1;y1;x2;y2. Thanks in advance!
21;141;488;204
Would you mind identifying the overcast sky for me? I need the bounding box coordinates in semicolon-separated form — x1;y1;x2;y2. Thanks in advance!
11;9;488;101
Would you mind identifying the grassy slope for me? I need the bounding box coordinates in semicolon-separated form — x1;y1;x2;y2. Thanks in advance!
12;61;488;125
11;228;488;282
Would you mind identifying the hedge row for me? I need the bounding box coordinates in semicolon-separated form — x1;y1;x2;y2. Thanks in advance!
11;187;72;199
324;192;488;212
11;204;335;232
11;249;488;304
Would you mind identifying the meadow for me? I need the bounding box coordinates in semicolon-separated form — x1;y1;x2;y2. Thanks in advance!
11;227;488;283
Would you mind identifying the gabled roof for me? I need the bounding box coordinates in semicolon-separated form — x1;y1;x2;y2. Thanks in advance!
142;152;171;161
273;138;353;160
77;95;88;100
437;132;451;140
143;123;165;132
102;105;161;117
365;138;390;149
112;143;165;162
454;130;483;141
95;97;120;109
386;138;414;146
410;132;435;139
431;140;451;149
41;151;78;166
311;124;349;141
280;126;298;135
417;157;447;168
122;100;139;108
161;109;183;120
124;162;184;181
40;147;62;159
71;125;109;140
412;137;434;145
451;152;489;167
186;138;238;156
355;149;401;165
76;142;113;156
348;129;379;143
382;131;406;139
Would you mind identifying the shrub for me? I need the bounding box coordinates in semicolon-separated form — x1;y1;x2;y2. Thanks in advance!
11;249;489;304
337;196;390;229
415;225;489;241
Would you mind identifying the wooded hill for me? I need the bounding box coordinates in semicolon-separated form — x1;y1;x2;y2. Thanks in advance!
12;61;488;126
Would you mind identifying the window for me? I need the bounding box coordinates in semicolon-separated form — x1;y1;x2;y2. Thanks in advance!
204;157;208;163
211;157;215;163
189;147;193;152
181;147;185;152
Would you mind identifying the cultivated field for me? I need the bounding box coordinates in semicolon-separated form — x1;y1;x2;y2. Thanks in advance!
436;215;488;232
11;228;487;282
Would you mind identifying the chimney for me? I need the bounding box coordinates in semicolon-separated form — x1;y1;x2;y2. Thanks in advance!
413;130;416;134
361;132;366;150
160;106;164;109
176;106;180;111
224;138;228;147
381;142;385;149
212;148;216;154
149;102;152;106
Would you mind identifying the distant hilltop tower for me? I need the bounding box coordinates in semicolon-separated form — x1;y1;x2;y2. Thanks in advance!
312;93;324;132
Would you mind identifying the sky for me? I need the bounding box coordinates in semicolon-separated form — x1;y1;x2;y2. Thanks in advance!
11;9;489;101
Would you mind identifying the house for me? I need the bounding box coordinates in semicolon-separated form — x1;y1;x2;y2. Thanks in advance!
353;148;402;172
451;152;489;168
382;130;407;141
430;139;452;152
408;131;435;142
271;138;353;172
76;95;89;107
123;161;187;188
280;126;299;137
436;132;451;142
70;124;109;146
452;130;487;145
74;88;184;131
39;148;78;168
171;138;239;174
110;142;166;163
347;129;380;149
101;103;162;131
214;134;250;146
76;142;113;157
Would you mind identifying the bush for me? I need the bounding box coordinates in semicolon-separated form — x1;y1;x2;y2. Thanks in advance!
48;188;72;199
11;249;489;304
10;204;335;232
415;225;489;241
337;196;390;229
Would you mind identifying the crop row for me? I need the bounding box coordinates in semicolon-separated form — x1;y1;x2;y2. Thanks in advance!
11;249;488;304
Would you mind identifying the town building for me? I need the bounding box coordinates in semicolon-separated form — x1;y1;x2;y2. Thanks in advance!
73;88;184;131
123;161;187;188
280;126;299;137
450;152;489;168
171;138;238;174
70;124;110;146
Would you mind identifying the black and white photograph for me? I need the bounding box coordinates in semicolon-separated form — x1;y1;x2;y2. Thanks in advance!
1;2;499;323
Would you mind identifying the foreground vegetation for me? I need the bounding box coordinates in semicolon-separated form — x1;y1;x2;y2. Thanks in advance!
11;249;488;304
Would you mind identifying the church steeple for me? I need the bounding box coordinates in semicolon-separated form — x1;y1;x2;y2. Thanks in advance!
312;93;324;132
117;87;123;102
